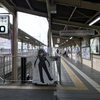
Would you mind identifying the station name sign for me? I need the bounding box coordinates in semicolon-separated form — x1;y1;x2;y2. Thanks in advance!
59;30;95;36
0;14;9;34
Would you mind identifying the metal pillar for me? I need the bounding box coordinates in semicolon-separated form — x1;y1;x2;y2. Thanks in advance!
48;19;53;56
71;46;72;59
48;25;52;47
27;43;29;51
91;54;93;68
80;46;83;64
46;0;52;48
12;11;18;81
21;40;23;54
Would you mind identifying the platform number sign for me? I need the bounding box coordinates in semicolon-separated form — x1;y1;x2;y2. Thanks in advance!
0;15;9;34
57;38;60;43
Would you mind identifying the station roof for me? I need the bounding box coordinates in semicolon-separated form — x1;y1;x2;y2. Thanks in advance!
0;0;100;47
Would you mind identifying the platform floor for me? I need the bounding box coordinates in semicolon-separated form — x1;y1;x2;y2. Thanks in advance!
0;55;100;100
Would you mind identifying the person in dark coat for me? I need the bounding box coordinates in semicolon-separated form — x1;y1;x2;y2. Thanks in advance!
63;51;66;56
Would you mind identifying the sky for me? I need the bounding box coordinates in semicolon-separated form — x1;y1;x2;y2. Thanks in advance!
0;8;49;45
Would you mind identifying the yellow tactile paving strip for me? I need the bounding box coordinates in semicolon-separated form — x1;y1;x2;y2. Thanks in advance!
61;58;88;90
0;57;88;90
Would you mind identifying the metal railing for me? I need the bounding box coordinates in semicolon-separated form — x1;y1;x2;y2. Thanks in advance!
0;49;61;85
0;49;37;55
0;50;37;84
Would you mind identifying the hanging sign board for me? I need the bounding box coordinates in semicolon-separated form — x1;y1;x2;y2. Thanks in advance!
0;15;9;34
59;30;95;36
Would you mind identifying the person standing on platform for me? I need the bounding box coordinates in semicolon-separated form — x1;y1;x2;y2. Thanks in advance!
56;49;59;53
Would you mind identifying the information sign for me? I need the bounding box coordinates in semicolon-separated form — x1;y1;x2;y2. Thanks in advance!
0;15;9;34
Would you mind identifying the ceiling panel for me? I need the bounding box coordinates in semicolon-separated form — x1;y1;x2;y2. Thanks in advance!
12;0;30;9
56;4;74;17
76;7;97;17
29;0;47;13
51;23;65;31
5;0;14;6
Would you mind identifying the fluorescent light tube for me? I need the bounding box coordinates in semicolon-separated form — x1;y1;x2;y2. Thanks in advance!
89;17;100;26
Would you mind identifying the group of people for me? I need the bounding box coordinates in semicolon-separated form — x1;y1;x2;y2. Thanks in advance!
56;49;69;57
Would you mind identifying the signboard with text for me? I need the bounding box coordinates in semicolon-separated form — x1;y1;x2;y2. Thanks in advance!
60;30;95;36
0;15;9;34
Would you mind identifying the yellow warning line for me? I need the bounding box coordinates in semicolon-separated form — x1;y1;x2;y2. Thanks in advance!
62;59;81;86
0;84;87;90
61;56;88;90
0;56;88;90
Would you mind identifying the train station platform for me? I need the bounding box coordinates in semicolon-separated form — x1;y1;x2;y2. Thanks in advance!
0;54;100;100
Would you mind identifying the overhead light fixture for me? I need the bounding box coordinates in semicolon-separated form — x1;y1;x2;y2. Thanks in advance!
70;37;73;39
89;17;100;26
66;40;68;42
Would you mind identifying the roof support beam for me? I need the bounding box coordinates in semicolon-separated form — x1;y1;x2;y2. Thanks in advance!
53;35;68;39
83;37;90;45
46;0;52;47
63;43;71;47
64;6;77;30
95;30;100;35
26;0;33;10
0;0;15;16
69;41;76;46
56;0;100;11
53;18;100;30
10;0;16;7
85;12;100;24
46;0;51;18
74;40;81;46
68;7;77;21
15;7;47;17
76;9;89;18
52;30;59;34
